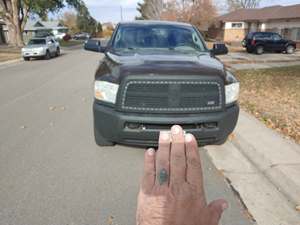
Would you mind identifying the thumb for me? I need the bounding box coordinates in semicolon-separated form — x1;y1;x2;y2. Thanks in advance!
207;199;228;225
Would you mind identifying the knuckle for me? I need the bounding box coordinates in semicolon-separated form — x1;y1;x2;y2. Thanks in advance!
156;159;169;167
158;141;170;149
172;153;184;164
187;158;201;169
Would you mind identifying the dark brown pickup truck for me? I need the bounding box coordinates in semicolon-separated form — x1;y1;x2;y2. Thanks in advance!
85;20;239;147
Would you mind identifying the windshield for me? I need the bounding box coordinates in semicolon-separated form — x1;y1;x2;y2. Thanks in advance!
112;24;206;53
28;39;46;45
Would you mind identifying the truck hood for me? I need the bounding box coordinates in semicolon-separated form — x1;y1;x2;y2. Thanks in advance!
96;52;226;83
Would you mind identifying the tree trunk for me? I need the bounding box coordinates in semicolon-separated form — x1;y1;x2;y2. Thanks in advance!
11;0;23;46
4;0;23;46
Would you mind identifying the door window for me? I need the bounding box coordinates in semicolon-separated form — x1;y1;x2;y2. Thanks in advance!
272;34;282;41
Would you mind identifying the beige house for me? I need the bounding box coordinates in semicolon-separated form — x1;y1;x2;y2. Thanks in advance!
217;4;300;45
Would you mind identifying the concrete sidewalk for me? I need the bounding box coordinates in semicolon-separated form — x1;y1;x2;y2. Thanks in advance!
205;110;300;225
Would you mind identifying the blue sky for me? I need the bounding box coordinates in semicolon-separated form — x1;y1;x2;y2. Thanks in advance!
83;0;300;23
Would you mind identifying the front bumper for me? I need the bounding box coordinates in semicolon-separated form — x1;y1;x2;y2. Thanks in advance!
93;102;239;147
22;49;46;57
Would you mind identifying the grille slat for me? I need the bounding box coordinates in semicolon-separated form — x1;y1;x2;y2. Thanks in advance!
120;79;223;113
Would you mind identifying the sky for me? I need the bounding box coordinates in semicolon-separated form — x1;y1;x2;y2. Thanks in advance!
83;0;300;23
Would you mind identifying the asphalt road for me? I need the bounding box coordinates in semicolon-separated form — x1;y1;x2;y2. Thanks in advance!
0;49;252;225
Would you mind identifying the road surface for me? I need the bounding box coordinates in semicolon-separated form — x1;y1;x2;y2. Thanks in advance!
0;49;252;225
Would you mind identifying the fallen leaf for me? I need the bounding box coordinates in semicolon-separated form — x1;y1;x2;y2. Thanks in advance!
107;215;114;225
49;106;56;111
228;133;235;141
20;125;27;129
296;205;300;211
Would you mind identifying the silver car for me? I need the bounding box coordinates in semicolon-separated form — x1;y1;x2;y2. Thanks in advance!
22;37;60;61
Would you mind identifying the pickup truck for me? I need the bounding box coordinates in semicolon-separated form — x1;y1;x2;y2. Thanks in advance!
85;21;240;147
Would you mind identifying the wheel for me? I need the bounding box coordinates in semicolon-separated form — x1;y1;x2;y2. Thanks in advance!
255;46;264;55
286;45;295;54
94;126;115;147
44;50;51;60
55;47;60;57
23;57;30;61
246;47;253;53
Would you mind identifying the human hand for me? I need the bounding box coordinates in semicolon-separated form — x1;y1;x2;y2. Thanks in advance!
136;125;228;225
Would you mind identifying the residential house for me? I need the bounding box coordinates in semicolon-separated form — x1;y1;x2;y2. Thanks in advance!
216;4;300;46
24;20;68;42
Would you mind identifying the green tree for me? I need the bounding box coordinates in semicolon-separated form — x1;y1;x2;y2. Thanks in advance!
76;5;101;36
0;0;86;46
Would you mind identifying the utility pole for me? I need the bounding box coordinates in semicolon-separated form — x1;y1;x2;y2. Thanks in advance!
120;5;123;21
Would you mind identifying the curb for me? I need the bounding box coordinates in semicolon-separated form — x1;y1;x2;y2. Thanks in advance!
231;134;300;206
231;111;300;206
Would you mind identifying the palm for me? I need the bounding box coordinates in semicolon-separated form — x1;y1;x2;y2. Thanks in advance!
137;126;227;225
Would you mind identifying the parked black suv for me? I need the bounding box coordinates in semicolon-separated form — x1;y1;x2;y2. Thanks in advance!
85;21;239;147
242;32;296;54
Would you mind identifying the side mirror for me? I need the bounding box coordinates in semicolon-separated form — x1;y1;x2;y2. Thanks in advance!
84;39;105;53
211;43;228;55
47;41;52;45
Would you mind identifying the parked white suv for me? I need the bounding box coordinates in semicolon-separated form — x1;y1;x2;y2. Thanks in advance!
22;37;60;61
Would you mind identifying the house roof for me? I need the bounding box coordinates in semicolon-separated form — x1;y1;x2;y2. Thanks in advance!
24;20;67;31
218;4;300;22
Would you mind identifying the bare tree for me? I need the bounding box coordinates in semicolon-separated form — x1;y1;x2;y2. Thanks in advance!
227;0;261;11
159;0;217;31
137;0;163;20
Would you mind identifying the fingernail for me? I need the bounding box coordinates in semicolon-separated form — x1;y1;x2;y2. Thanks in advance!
147;148;155;156
185;133;193;142
222;202;228;211
160;131;169;140
171;125;181;134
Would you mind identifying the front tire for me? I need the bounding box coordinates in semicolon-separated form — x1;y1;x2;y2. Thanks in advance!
246;47;253;53
286;45;295;54
255;46;264;55
94;126;115;147
55;47;60;57
44;50;51;60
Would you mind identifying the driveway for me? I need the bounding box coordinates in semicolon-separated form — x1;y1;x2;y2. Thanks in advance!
0;49;252;225
218;51;300;70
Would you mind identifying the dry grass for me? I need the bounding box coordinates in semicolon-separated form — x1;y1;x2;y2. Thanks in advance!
0;47;21;62
236;66;300;143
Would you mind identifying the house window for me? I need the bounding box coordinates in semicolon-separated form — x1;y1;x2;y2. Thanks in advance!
297;28;300;41
231;23;243;28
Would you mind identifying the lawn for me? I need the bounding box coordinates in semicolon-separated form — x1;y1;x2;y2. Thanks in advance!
0;47;21;62
235;66;300;144
58;39;84;47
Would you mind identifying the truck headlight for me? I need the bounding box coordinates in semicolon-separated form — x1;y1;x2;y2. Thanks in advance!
94;81;119;104
225;82;239;105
